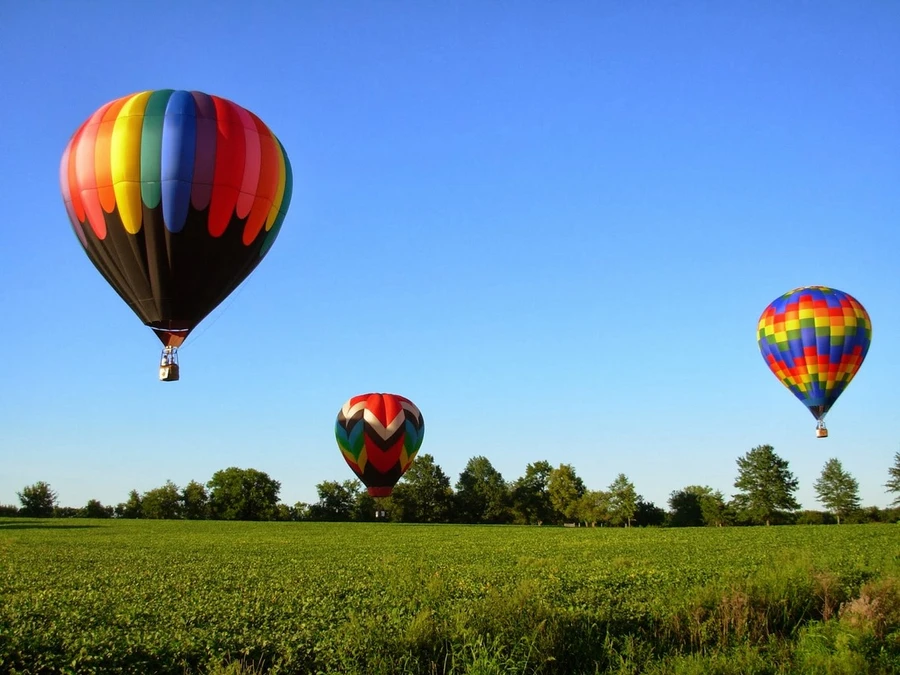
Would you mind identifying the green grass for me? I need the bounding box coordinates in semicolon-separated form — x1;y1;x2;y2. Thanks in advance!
1;519;898;674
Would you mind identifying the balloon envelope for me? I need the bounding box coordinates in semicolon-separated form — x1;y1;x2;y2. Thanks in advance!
757;285;871;421
335;393;425;497
60;89;293;348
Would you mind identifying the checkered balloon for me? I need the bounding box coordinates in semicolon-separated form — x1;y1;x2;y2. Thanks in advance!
757;286;871;423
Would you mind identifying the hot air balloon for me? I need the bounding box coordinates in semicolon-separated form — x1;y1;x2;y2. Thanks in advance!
757;285;871;438
60;89;293;381
335;393;425;497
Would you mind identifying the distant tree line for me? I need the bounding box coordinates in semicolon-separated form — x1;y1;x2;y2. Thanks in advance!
5;447;900;527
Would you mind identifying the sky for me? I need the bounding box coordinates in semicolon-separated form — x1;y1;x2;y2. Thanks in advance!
1;1;898;513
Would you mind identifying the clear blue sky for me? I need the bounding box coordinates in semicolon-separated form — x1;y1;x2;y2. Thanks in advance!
2;1;898;512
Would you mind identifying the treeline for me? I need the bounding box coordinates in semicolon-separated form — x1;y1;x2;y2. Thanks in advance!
6;446;900;527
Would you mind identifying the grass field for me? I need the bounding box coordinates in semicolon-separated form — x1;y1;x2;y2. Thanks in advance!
1;519;898;674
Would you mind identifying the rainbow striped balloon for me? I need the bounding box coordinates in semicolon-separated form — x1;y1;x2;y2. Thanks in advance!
60;90;293;348
757;286;871;425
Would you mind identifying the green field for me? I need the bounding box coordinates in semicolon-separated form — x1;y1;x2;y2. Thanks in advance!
1;519;898;674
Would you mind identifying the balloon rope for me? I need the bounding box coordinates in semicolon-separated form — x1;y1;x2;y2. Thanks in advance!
180;278;252;350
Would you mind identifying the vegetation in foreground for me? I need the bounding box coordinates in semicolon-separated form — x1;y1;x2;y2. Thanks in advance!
1;519;898;674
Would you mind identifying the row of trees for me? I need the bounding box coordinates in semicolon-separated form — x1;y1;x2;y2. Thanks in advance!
306;446;900;526
8;447;900;527
9;467;283;521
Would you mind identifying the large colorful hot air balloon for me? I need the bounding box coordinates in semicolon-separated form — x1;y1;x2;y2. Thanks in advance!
335;393;425;497
60;89;293;381
757;285;871;438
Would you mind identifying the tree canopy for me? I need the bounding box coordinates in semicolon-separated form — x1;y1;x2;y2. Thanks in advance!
510;460;555;525
733;445;800;526
886;451;900;507
814;458;860;524
207;468;281;521
391;453;454;523
17;481;57;517
548;463;585;522
607;473;638;527
454;456;511;524
7;442;898;527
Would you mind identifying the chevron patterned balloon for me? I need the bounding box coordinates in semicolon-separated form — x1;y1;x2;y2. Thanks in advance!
335;393;425;497
757;285;871;435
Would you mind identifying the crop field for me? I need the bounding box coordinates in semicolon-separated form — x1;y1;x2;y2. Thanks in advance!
0;519;898;674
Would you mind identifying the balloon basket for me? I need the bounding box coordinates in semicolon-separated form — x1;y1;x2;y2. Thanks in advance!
815;420;828;439
159;346;180;382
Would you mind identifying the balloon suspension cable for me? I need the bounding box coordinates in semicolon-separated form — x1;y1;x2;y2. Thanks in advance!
815;419;828;439
179;269;256;351
159;346;180;382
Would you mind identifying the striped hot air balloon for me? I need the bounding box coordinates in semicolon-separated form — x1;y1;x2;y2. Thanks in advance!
757;285;872;437
335;393;425;497
59;89;293;380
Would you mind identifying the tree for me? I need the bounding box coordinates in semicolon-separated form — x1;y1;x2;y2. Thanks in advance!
733;444;800;526
292;502;311;521
83;499;113;518
669;485;725;527
814;458;860;524
207;467;281;521
886;451;900;507
510;460;555;525
353;491;378;521
634;498;667;527
668;486;706;527
796;510;836;525
454;456;512;523
307;480;359;521
142;481;183;520
851;506;895;524
181;480;209;520
17;481;57;517
390;454;454;523
699;489;729;527
116;489;143;519
547;464;586;523
576;490;609;526
608;473;638;527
